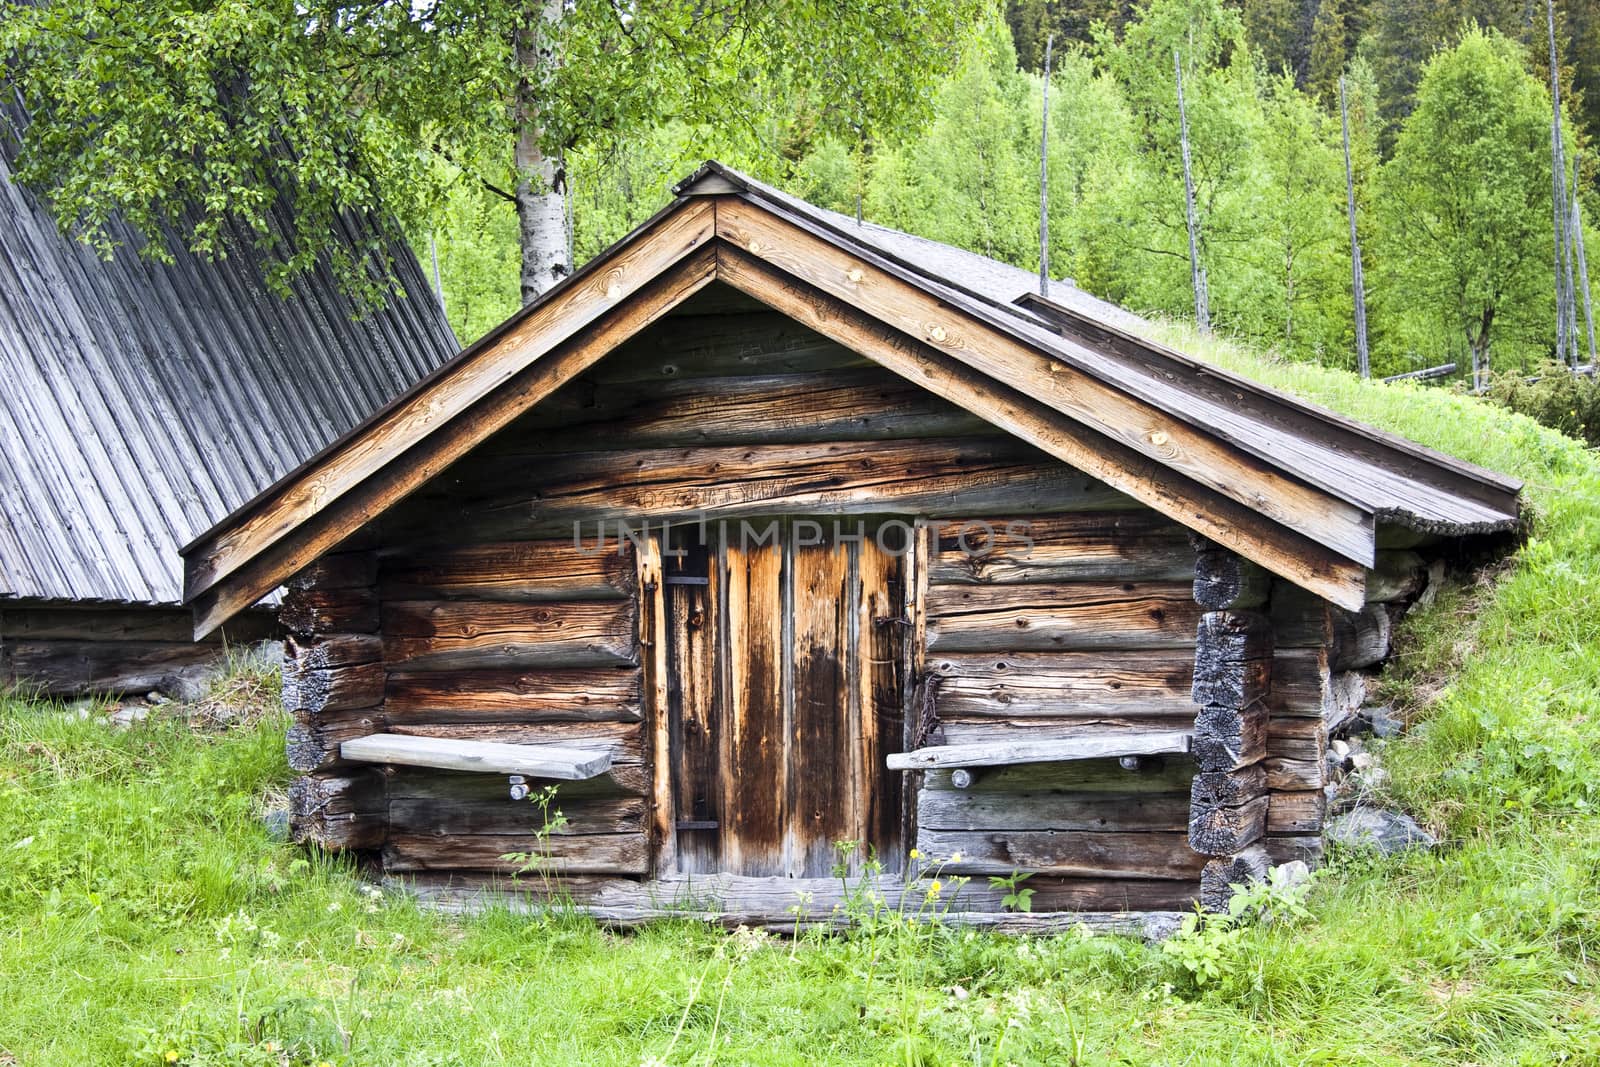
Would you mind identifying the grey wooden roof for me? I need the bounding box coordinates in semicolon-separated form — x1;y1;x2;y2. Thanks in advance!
0;102;458;606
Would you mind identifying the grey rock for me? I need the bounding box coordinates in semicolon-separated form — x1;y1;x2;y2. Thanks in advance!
1327;806;1435;854
1271;860;1312;889
261;807;291;841
109;705;150;728
1361;705;1405;738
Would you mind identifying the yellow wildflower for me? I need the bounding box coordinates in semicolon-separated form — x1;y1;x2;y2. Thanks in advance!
909;848;921;859
164;1054;179;1064
928;879;943;896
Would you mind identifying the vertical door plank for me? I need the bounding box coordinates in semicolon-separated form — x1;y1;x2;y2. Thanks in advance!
860;535;906;871
790;530;856;876
637;535;673;874
665;528;719;874
719;530;788;876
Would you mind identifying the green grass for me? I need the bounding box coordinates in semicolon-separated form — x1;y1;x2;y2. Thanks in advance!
5;329;1600;1065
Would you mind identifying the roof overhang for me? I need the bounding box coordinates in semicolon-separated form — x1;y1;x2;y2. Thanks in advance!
181;164;1521;637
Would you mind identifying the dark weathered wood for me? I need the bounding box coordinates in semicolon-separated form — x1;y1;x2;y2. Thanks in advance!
1262;834;1325;867
931;650;1196;720
1198;845;1270;912
917;788;1191;832
1366;550;1425;602
1188;794;1269;855
381;599;637;670
915;828;1207;879
888;730;1191;770
286;709;384;773
384;667;643;723
0;606;275;644
922;758;1194;795
342;733;614;779
279;587;379;637
926;581;1202;653
938;717;1201;745
635;536;674;873
281;660;385;716
1192;546;1271;610
1271;587;1393;669
388;794;647;836
1266;790;1328;835
287;552;378;592
285;633;384;671
503;366;988;448
386;721;646;764
1190;764;1268;809
289;769;387;850
1266;716;1328;764
385;765;651;802
1191;704;1269;772
1270;649;1365;726
1191;610;1272;708
669;529;723;875
389;437;1132;543
1264;756;1324;792
380;541;636;602
929;512;1194;584
382;831;651;874
3;639;226;696
557;309;871;384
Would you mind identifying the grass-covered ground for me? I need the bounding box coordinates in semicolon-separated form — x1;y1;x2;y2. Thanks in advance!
4;333;1600;1065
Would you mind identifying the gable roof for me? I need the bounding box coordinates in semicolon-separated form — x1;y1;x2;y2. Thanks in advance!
0;94;459;607
181;160;1521;636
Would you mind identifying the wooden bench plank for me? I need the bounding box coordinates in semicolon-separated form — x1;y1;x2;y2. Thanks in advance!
341;732;612;779
886;730;1192;770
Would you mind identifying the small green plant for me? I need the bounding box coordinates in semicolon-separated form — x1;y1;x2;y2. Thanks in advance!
500;784;570;897
987;870;1034;913
1161;866;1317;990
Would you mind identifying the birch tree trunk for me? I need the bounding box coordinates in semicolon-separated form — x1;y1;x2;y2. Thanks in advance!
514;0;571;305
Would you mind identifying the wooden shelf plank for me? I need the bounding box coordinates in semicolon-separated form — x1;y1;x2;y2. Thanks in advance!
886;731;1191;771
341;732;613;780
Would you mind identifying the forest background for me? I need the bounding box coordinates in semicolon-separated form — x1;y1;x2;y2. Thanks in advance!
418;0;1600;386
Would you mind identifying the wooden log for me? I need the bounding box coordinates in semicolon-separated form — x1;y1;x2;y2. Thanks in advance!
1262;834;1324;867
385;764;651;802
1189;764;1267;809
929;512;1194;585
3;639;226;696
887;730;1191;770
938;717;1200;745
929;651;1195;720
1191;704;1269;772
287;552;378;592
278;587;379;637
1192;546;1271;611
1188;794;1269;855
915;828;1207;879
503;366;989;448
1191;610;1272;708
1271;588;1393;669
388;794;647;836
1367;550;1425;602
386;436;1134;543
922;758;1194;795
380;540;636;602
384;667;643;723
1270;649;1365;725
1264;756;1324;792
289;769;387;850
0;605;274;644
1198;845;1271;913
925;581;1202;653
285;633;383;671
381;599;637;670
382;831;650;874
286;709;384;773
386;721;646;764
1266;716;1328;764
558;309;871;384
281;660;385;716
341;733;613;779
1266;790;1328;835
917;788;1191;832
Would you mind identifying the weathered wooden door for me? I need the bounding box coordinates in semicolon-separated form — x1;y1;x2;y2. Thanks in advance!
660;518;905;878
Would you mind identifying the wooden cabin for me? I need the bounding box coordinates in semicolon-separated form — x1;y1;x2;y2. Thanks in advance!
182;163;1521;928
0;96;457;696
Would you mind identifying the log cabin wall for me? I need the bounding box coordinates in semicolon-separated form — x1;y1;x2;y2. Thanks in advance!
915;514;1208;912
280;296;1210;903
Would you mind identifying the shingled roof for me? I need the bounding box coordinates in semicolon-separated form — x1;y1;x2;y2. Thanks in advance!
0;99;458;606
181;160;1521;635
